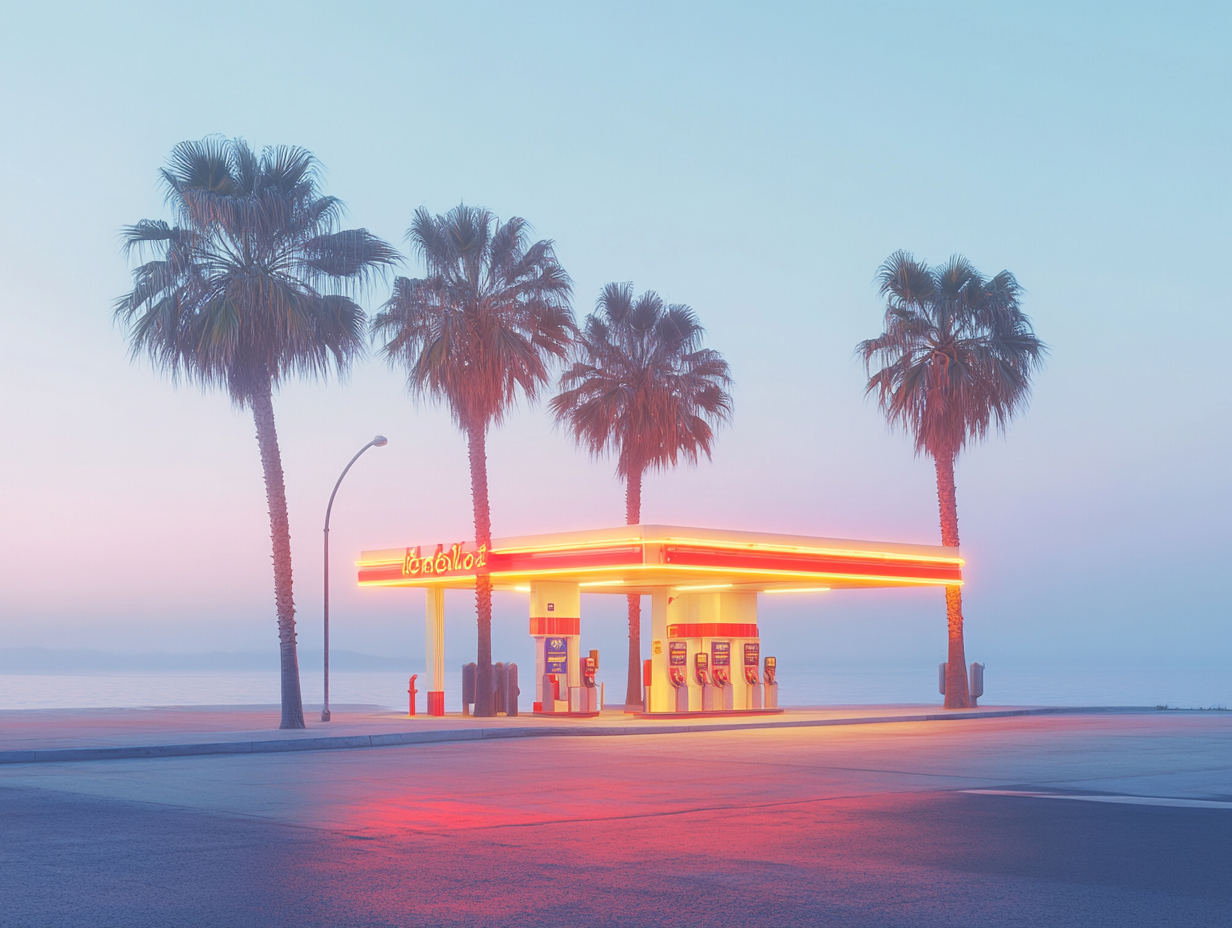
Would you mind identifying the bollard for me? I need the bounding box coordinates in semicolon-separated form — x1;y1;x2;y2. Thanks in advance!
938;662;947;696
461;662;477;716
408;674;418;716
968;662;985;707
506;663;519;717
493;662;507;715
643;658;653;713
541;674;561;713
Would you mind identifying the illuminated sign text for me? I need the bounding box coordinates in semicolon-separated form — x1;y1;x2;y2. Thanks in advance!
402;543;487;577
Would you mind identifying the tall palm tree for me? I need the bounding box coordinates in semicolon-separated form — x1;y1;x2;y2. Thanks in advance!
373;204;574;716
552;283;733;707
859;251;1045;708
115;137;397;729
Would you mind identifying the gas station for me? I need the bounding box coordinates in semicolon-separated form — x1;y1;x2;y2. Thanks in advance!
356;524;963;717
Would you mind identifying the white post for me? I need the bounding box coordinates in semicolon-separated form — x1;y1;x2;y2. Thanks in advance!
426;586;445;714
649;589;669;712
529;581;581;712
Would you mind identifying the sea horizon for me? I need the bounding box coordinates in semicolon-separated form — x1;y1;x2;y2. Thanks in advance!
2;656;1226;713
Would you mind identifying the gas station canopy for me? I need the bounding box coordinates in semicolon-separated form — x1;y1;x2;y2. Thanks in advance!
356;523;963;593
357;524;962;717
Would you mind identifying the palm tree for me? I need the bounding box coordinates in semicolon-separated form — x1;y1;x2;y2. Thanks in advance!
858;251;1045;708
552;283;733;707
115;137;397;729
373;204;575;716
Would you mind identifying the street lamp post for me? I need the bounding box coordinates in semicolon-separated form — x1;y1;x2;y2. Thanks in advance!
322;435;388;722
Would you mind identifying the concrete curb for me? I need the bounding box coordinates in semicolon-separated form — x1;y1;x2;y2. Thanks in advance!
0;706;1115;766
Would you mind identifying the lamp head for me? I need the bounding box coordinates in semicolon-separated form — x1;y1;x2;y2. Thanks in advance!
372;435;389;447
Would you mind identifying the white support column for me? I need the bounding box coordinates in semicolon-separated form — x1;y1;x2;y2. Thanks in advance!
649;588;669;712
721;591;758;709
529;581;581;712
426;586;445;715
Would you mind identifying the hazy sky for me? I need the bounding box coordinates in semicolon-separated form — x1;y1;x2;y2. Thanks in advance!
0;3;1227;690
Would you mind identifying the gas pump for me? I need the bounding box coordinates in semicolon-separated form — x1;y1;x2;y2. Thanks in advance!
668;640;689;711
696;651;717;711
663;590;763;715
529;585;581;715
577;655;599;713
711;641;734;710
540;672;562;712
763;656;778;709
540;636;569;714
743;642;762;709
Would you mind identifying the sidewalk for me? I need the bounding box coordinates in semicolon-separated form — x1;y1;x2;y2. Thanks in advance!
0;703;1154;765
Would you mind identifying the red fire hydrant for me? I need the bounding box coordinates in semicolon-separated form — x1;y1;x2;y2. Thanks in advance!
408;674;418;716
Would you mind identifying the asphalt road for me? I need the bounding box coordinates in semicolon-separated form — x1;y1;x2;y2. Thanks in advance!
1;712;1228;927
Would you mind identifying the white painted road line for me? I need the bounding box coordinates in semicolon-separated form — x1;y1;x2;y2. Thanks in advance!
960;789;1232;809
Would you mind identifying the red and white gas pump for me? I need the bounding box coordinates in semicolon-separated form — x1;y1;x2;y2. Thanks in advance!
763;656;778;709
743;642;762;709
711;641;735;710
576;655;599;713
696;651;716;711
658;590;763;714
530;582;581;714
668;640;689;712
539;637;568;714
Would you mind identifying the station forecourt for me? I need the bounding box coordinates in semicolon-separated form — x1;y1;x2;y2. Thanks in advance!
356;523;963;717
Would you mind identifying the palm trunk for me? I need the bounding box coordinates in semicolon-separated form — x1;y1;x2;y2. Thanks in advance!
468;420;494;717
251;383;305;729
934;450;970;709
624;465;644;708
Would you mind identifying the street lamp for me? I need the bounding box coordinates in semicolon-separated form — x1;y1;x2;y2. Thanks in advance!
322;434;388;722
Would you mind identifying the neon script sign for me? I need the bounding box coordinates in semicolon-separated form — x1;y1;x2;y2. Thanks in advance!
402;543;488;577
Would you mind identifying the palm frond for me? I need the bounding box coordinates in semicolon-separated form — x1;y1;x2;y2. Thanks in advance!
117;137;395;407
303;229;401;284
861;252;1046;458
375;205;576;430
552;283;732;480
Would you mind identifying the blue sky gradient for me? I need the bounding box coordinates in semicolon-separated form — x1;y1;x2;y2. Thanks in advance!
0;2;1227;699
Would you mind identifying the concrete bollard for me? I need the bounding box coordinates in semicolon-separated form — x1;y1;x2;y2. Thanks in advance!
506;663;519;717
541;674;560;713
461;662;477;716
968;662;984;707
493;662;506;715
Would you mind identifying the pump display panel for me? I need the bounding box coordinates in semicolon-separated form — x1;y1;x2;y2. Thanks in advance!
764;656;776;685
744;642;760;684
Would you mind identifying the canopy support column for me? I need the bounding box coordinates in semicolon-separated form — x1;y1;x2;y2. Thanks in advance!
648;588;669;712
426;587;445;716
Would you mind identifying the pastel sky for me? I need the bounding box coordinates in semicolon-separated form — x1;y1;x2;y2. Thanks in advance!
0;3;1227;691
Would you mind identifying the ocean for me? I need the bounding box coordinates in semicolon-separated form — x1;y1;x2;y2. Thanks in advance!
1;663;1226;711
